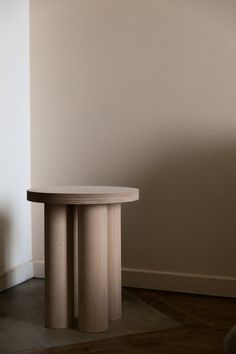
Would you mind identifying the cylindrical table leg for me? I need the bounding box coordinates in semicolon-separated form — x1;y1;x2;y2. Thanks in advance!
78;205;108;333
73;206;79;319
45;204;74;329
108;204;121;321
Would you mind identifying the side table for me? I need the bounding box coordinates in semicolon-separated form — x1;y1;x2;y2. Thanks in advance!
27;186;139;333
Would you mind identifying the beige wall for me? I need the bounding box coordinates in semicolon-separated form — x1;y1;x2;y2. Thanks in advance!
31;0;236;294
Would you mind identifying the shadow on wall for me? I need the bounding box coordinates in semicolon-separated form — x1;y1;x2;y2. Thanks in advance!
0;212;11;290
122;142;236;276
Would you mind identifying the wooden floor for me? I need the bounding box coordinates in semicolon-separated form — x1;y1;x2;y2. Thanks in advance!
27;288;236;354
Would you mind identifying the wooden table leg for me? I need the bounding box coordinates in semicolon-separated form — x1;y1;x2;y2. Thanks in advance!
108;204;122;321
78;205;108;333
73;206;79;320
44;204;74;329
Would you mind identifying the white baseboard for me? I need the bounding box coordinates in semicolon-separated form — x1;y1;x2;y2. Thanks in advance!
0;261;33;292
122;267;236;298
33;260;45;278
33;261;236;298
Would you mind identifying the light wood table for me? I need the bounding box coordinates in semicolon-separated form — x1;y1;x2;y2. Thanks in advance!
27;186;139;333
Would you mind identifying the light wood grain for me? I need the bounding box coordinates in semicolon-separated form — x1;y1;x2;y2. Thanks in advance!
27;185;139;333
73;206;79;319
108;204;122;321
45;204;74;329
27;186;139;205
78;205;108;333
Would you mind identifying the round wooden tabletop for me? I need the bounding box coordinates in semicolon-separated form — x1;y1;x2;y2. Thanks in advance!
27;186;139;205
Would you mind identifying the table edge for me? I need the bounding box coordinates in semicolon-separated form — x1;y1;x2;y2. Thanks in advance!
27;188;139;205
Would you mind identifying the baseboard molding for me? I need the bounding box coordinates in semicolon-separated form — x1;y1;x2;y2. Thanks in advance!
5;260;235;298
122;268;236;298
0;261;33;292
32;261;236;298
33;260;45;278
